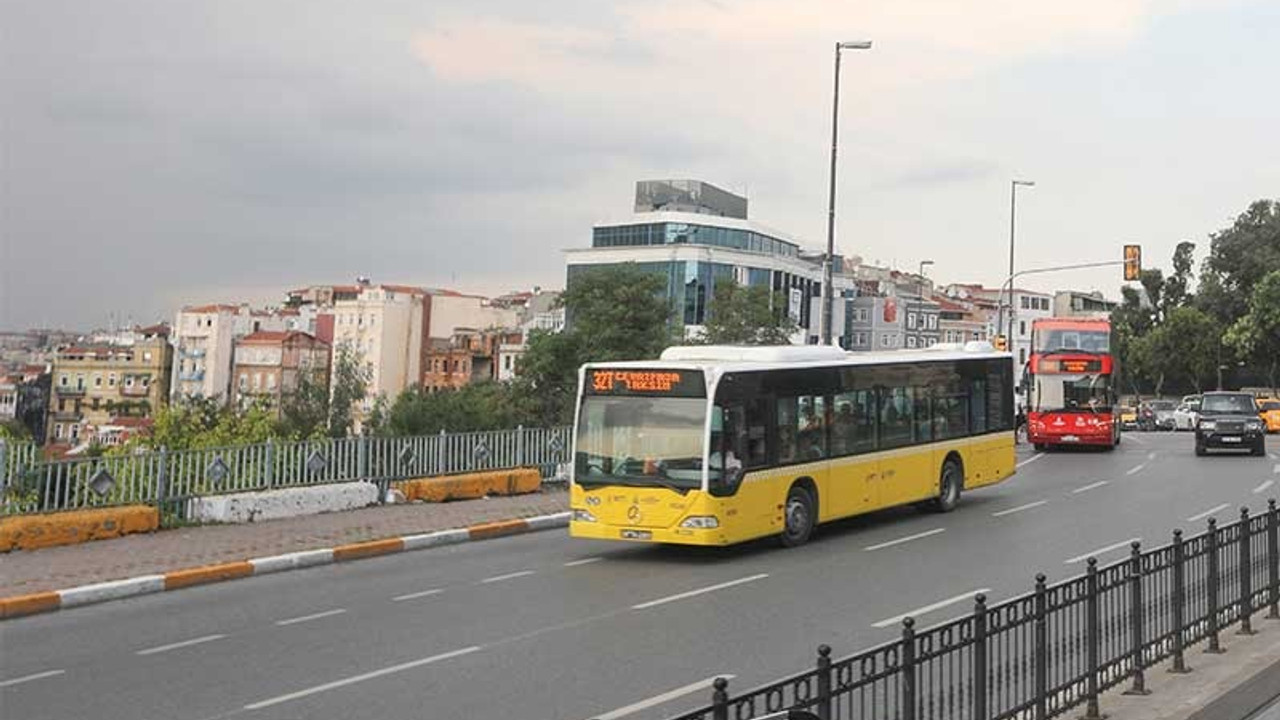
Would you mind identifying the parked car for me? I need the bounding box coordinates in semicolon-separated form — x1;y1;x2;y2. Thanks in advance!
1195;392;1268;456
1173;396;1201;432
1258;398;1280;434
1118;405;1139;431
1140;400;1177;431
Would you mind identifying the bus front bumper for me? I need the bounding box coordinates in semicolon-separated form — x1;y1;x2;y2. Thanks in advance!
569;519;734;546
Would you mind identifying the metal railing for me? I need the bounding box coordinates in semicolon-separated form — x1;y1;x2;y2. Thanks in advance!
657;503;1280;720
0;425;571;521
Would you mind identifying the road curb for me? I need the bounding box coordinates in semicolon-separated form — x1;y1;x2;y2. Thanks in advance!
0;511;571;621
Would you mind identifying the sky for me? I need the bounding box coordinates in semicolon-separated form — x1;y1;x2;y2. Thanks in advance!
2;0;1278;330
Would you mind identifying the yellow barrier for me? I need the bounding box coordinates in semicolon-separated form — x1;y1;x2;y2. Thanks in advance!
395;468;541;503
0;505;160;552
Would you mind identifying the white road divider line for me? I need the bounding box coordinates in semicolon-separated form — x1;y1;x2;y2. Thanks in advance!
865;528;946;551
992;501;1048;517
1273;462;1280;473
1254;480;1274;495
1017;454;1045;469
1187;504;1231;524
1126;464;1147;476
392;589;443;602
1072;481;1109;494
243;646;482;710
136;634;226;656
480;570;535;584
1147;452;1158;460
564;557;604;567
0;669;66;689
587;675;735;720
1126;435;1147;445
275;608;347;626
1065;538;1141;565
632;574;769;610
873;589;992;629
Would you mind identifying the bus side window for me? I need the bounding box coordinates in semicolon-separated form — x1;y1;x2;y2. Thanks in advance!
743;397;770;468
777;397;799;463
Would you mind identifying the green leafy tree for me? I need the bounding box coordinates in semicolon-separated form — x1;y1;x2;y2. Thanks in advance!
1130;306;1221;395
384;382;521;436
1225;270;1280;394
559;264;673;361
511;330;587;428
327;344;370;438
1161;241;1196;314
0;419;32;443
1198;199;1280;325
699;282;796;345
278;363;332;439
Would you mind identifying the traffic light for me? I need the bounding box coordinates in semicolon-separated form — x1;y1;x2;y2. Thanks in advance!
1123;244;1142;281
992;335;1008;351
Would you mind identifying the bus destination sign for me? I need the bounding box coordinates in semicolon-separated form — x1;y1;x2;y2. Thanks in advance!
587;369;706;397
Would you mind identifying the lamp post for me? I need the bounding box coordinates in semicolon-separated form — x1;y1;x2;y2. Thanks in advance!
1003;179;1035;349
821;39;873;346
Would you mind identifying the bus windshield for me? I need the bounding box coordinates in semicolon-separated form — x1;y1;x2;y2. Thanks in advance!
1034;329;1110;354
574;396;707;490
1034;374;1113;412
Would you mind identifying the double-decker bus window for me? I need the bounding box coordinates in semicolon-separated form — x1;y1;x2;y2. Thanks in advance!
880;386;913;449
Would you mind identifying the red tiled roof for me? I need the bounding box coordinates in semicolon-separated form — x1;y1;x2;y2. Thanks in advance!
183;303;243;313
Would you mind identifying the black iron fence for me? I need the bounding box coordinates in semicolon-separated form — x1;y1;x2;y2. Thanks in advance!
657;502;1280;720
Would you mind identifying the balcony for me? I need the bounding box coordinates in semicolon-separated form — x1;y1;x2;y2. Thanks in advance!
53;410;82;422
121;384;151;397
178;371;205;382
56;386;86;397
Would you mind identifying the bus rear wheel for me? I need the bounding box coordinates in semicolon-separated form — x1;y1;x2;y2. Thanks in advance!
929;460;962;513
779;484;816;547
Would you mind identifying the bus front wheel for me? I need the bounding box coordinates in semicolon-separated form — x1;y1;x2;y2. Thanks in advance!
780;484;816;547
929;460;962;513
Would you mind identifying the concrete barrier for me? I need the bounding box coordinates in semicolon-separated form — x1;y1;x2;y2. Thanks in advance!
185;481;380;524
0;505;159;552
395;468;540;503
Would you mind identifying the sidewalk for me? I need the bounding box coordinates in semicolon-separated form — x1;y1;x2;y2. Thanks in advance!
0;487;569;597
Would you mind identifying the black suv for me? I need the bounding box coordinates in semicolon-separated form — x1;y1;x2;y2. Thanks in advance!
1195;392;1268;456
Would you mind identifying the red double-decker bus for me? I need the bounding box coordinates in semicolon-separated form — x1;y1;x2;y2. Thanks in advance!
1025;317;1119;450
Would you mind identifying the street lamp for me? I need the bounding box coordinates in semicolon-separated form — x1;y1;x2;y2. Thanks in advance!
1002;179;1035;346
821;39;873;346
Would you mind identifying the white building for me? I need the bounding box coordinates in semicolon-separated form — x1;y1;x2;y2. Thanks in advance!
329;284;426;422
170;305;313;405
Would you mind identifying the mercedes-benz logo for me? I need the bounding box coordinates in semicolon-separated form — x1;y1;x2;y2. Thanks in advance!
627;505;642;522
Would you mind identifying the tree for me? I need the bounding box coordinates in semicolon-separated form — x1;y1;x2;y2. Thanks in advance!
1198;199;1280;325
384;383;521;436
511;330;585;427
699;282;796;345
558;264;673;361
1130;307;1221;395
278;364;331;439
327;344;370;438
1161;241;1196;315
0;420;32;443
1225;270;1280;394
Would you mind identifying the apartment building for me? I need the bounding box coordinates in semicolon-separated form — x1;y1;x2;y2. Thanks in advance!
171;304;313;405
1054;290;1118;319
47;326;172;446
231;331;330;415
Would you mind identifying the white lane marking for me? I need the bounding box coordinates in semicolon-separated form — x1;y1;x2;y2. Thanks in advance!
1271;454;1279;462
243;645;482;710
872;589;992;629
275;608;347;626
864;527;947;551
1126;435;1147;445
1187;504;1231;524
632;574;769;610
1065;538;1140;565
136;634;226;656
1254;480;1274;495
1273;463;1280;473
1147;451;1158;460
1126;464;1147;476
1072;480;1109;494
587;675;736;720
0;669;66;689
564;557;604;567
480;570;535;584
392;588;443;602
1016;453;1045;469
992;501;1048;517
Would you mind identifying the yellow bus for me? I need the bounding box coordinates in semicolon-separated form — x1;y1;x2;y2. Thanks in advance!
569;343;1016;547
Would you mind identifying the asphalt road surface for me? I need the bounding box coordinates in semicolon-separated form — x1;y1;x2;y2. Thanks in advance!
2;433;1278;720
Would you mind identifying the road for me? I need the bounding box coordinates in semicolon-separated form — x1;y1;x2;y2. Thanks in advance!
2;433;1278;720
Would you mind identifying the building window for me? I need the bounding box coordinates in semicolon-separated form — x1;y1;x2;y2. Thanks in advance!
266;374;276;390
59;375;68;387
927;315;938;330
881;335;892;347
143;351;153;362
907;336;918;349
239;374;248;391
94;374;103;388
253;373;262;390
1019;321;1027;336
907;313;918;330
1021;296;1029;309
54;424;63;440
1019;348;1027;364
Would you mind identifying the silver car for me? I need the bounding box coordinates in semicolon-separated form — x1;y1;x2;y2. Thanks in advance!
1173;397;1201;431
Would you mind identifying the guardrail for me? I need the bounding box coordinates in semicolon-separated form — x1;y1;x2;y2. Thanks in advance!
656;503;1279;720
0;425;571;521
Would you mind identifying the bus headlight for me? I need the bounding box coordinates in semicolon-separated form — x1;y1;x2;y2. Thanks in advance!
680;516;720;529
572;509;598;523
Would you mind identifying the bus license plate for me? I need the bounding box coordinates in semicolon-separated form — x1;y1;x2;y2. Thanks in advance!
621;529;652;539
1061;435;1079;443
